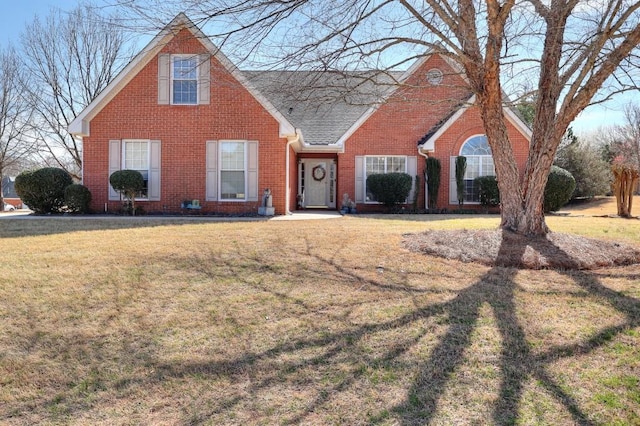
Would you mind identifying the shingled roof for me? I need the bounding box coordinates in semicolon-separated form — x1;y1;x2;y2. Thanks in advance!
244;70;403;146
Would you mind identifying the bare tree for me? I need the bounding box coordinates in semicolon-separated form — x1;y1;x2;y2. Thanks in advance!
20;3;133;180
615;103;640;172
0;46;37;208
117;0;640;235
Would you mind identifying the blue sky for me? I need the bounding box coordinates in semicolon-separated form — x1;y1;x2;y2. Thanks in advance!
0;1;632;136
0;0;85;44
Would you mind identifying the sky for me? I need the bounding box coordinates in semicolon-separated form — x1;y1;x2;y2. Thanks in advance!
0;0;633;136
0;0;88;44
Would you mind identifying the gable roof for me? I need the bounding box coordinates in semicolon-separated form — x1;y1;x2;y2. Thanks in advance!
68;13;296;138
418;95;533;151
245;52;467;151
245;70;402;148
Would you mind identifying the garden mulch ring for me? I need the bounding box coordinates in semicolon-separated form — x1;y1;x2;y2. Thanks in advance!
402;228;640;270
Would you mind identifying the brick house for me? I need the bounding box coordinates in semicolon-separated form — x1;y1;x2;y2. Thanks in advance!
69;13;530;215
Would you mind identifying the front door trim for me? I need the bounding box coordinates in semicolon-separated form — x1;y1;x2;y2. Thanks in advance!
298;158;336;209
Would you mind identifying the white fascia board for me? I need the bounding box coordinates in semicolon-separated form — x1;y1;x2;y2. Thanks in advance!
183;17;296;138
68;15;185;137
505;107;532;141
68;13;296;139
334;52;436;148
419;95;476;151
418;94;532;151
298;143;344;153
334;102;383;147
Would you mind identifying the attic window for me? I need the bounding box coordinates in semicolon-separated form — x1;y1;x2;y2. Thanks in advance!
172;56;198;104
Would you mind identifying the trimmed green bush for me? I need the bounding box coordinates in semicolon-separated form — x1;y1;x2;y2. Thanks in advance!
412;175;420;210
474;175;500;207
14;167;73;214
64;184;92;214
544;165;576;212
366;172;412;208
109;170;144;215
425;157;441;210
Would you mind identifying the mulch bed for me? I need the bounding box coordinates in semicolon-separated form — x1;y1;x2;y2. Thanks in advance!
402;229;640;270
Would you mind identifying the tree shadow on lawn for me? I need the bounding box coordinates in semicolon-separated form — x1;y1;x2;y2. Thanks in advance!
390;234;636;425
146;235;640;424
4;233;639;424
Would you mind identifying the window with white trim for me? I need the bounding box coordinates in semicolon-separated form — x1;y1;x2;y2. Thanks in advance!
220;142;246;200
365;156;407;202
123;140;149;199
460;135;494;203
171;55;198;104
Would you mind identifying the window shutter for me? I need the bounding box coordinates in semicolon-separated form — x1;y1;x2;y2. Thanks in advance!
108;140;121;201
247;141;259;202
158;54;170;105
206;140;218;201
148;140;161;201
198;54;210;105
355;156;364;203
449;156;457;205
407;156;417;203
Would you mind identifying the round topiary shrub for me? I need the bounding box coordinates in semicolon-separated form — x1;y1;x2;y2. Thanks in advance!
15;167;73;214
544;165;576;212
366;172;412;208
109;169;144;215
64;184;92;214
474;175;500;207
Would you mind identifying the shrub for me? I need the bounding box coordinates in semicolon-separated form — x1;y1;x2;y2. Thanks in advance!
64;184;92;214
555;141;612;198
412;175;420;210
366;173;412;208
455;156;466;206
474;175;500;207
544;165;576;212
425;157;441;210
14;167;73;214
109;170;144;215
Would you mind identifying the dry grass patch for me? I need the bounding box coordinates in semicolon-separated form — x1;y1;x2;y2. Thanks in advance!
0;215;639;424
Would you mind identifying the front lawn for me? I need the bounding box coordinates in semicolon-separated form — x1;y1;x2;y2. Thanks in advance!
1;215;639;424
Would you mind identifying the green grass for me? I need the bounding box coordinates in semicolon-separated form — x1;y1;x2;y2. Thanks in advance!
0;214;639;424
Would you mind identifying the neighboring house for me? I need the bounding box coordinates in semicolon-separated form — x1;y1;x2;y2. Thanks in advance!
69;13;530;215
2;176;22;209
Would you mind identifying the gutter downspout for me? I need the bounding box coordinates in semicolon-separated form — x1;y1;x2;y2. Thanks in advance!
285;131;300;215
418;146;429;210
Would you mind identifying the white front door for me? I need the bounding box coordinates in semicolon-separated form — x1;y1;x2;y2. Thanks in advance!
301;159;336;208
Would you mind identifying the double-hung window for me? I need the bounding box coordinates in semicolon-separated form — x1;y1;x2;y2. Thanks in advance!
123;140;150;199
205;140;259;202
220;142;246;200
460;135;495;203
172;56;198;104
365;156;407;202
158;53;210;105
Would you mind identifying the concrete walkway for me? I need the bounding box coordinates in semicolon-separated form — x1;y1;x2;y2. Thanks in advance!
271;211;343;221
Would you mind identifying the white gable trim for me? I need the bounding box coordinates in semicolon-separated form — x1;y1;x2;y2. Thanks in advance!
334;54;434;148
505;106;533;140
419;95;476;151
418;95;532;152
68;13;295;138
332;50;477;148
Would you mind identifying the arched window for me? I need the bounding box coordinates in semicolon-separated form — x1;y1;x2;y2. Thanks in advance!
459;135;495;202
